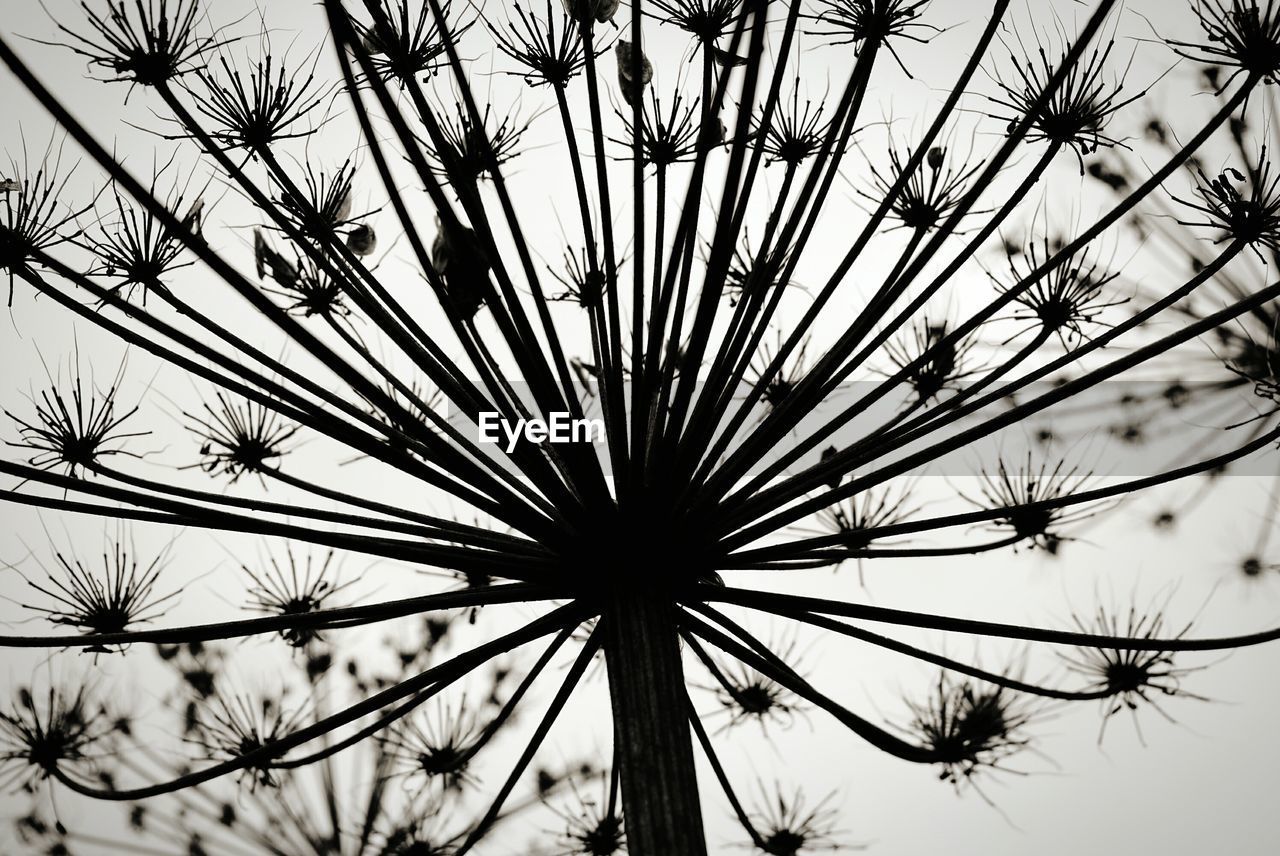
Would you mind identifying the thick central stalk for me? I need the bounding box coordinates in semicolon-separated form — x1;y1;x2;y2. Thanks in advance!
603;590;707;855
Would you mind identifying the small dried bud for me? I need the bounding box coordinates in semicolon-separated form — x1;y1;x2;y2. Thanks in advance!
431;217;490;318
346;224;377;256
927;146;945;170
616;39;653;107
253;229;299;288
820;445;842;490
562;0;620;24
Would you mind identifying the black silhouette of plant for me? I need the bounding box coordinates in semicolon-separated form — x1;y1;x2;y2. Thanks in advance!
39;0;230;90
185;392;299;482
905;673;1035;789
16;534;175;647
4;359;146;477
242;547;351;649
0;682;120;793
1062;601;1208;743
4;1;1280;854
744;784;847;856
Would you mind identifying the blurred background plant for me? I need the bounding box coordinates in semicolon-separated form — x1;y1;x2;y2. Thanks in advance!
2;0;1280;853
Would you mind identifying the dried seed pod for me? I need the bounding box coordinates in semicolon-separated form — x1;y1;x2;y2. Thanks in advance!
616;39;652;107
345;223;377;256
561;0;620;25
431;217;491;319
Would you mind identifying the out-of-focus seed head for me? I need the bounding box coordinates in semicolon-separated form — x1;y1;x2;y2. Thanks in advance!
905;673;1035;787
388;700;480;794
0;681;119;791
188;687;306;789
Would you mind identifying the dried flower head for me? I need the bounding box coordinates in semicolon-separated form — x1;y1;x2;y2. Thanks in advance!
746;784;846;856
20;536;176;646
882;318;979;402
42;0;228;89
747;334;810;412
996;229;1124;345
649;0;743;44
860;140;982;232
614;88;705;167
753;84;835;167
1175;155;1280;256
184;392;299;482
1168;1;1280;88
352;0;475;84
808;0;936;73
710;657;804;733
550;245;609;310
426;100;532;186
905;673;1035;788
265;256;353;320
193;49;329;152
5;359;146;476
1;140;92;303
1061;602;1207;743
960;452;1098;552
723;234;794;308
243;547;351;649
271;159;360;240
489;1;593;89
87;177;201;303
809;482;920;583
987;34;1141;170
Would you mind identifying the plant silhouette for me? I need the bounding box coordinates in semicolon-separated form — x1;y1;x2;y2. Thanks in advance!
2;1;1280;854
